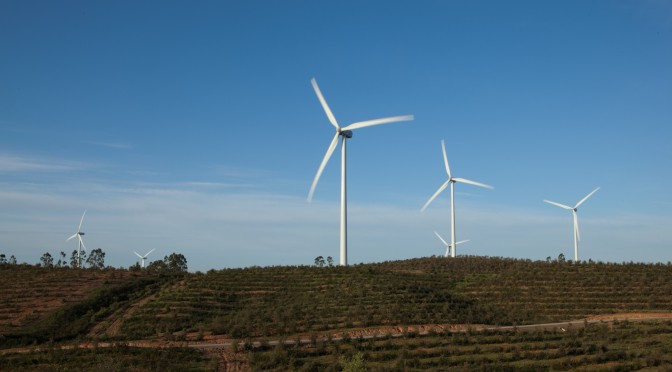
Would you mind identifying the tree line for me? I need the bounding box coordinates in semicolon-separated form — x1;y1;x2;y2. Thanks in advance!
0;249;188;273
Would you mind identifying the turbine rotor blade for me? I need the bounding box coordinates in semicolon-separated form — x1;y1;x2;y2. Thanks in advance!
434;231;449;246
78;236;86;252
455;239;470;245
78;210;87;231
575;187;600;208
145;248;156;257
134;251;143;259
342;115;414;131
67;233;78;242
544;200;574;210
452;177;494;189
440;139;451;178
421;180;450;212
307;132;340;202
311;78;339;129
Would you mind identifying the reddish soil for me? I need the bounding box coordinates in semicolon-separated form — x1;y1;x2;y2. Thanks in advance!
0;268;147;333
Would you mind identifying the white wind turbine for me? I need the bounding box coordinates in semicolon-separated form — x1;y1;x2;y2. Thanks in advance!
134;248;156;268
66;210;87;268
307;78;414;266
434;231;469;258
421;140;493;258
544;187;600;263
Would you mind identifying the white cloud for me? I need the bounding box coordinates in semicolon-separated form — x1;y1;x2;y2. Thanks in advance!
0;153;84;172
1;175;671;271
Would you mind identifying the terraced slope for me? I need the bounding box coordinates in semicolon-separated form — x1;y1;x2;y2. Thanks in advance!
376;257;672;325
247;320;672;370
0;265;163;347
113;257;672;341
0;265;149;333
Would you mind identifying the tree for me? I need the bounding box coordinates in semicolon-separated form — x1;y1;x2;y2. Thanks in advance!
40;252;54;268
147;259;167;272
9;255;16;265
164;253;188;272
57;251;67;267
70;250;86;268
558;253;566;263
327;256;334;267
86;248;105;269
0;254;6;265
314;256;325;267
341;352;368;372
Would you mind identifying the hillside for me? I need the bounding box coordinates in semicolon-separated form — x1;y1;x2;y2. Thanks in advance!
2;257;672;370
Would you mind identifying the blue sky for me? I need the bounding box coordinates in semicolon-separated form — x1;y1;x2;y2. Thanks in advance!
1;1;671;271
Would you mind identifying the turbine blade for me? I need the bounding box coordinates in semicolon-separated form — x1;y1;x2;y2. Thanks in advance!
574;211;580;241
434;231;449;246
575;187;600;208
544;200;574;210
134;251;143;259
441;139;451;178
145;248;156;257
307;132;340;202
455;240;470;245
421;180;450;212
342;115;413;131
67;233;78;242
78;236;86;252
78;210;87;231
445;246;450;257
452;177;494;189
311;78;339;129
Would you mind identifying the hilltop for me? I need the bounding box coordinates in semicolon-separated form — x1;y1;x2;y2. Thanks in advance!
2;256;672;370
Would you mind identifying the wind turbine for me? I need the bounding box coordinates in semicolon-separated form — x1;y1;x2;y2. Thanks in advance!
544;187;600;263
134;248;156;268
66;210;87;268
434;231;469;258
421;140;493;258
307;78;413;266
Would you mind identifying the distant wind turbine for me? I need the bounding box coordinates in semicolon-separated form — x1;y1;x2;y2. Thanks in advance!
307;78;414;266
434;231;469;258
421;140;493;257
544;187;600;263
66;210;87;268
134;248;156;268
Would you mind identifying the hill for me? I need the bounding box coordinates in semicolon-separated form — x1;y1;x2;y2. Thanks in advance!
2;256;672;370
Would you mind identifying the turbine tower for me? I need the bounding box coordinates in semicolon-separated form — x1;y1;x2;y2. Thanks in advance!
66;210;87;268
434;231;469;258
421;140;493;257
307;78;413;266
544;187;600;263
134;248;156;268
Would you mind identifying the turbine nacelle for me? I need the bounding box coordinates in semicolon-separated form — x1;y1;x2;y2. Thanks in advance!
339;130;353;138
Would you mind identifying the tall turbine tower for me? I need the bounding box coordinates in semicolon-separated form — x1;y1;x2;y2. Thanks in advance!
421;140;493;257
434;231;469;258
544;187;600;262
134;248;156;268
307;78;413;266
66;210;87;268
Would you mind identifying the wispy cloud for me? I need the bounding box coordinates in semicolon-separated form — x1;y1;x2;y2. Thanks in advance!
1;172;671;271
87;141;132;149
0;153;84;173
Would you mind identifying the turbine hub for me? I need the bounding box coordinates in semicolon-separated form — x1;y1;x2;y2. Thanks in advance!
79;232;85;235
340;130;353;138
